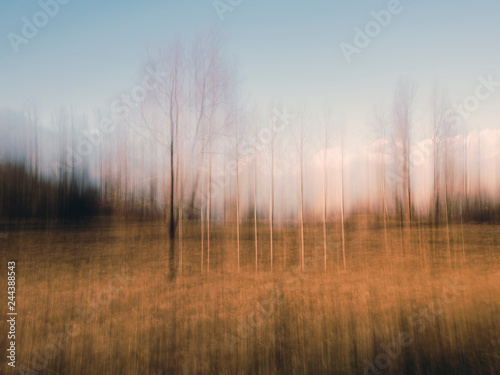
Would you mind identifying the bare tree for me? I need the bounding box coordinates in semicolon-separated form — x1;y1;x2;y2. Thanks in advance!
393;78;416;226
374;107;390;258
431;85;454;266
207;140;211;273
392;79;416;264
340;128;346;272
269;107;275;272
297;116;306;271
199;27;230;274
177;115;184;277
134;27;231;278
148;40;185;280
254;112;259;274
235;115;241;273
322;111;331;272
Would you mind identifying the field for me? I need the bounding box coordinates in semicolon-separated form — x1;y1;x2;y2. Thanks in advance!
1;219;499;374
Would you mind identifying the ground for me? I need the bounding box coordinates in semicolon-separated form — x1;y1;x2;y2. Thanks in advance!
1;219;499;374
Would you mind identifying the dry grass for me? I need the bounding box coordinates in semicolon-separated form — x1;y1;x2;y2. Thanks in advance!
1;219;499;374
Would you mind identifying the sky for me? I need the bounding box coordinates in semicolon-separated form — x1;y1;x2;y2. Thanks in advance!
1;0;500;135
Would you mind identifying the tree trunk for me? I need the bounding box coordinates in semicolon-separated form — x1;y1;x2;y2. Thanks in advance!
323;140;327;273
300;139;305;272
236;133;240;273
270;131;274;272
254;157;258;274
168;135;176;281
340;135;346;272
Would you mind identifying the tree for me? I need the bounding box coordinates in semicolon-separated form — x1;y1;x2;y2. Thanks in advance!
253;110;259;273
392;78;416;263
393;78;416;226
297;116;306;271
322;110;332;272
269;105;275;272
340;127;346;272
431;84;454;266
234;111;241;273
124;27;232;279
374;107;390;257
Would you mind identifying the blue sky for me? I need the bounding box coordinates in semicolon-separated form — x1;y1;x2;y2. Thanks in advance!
1;0;499;133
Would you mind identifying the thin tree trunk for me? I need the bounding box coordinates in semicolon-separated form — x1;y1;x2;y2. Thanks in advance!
445;184;452;267
340;135;346;271
201;188;204;273
179;199;182;277
300;141;305;272
445;174;452;267
270;131;274;272
178;152;183;277
236;136;240;273
382;145;389;258
283;193;287;270
461;124;467;266
168;133;176;280
420;209;426;267
383;189;389;257
323;127;328;273
254;157;258;274
207;149;211;274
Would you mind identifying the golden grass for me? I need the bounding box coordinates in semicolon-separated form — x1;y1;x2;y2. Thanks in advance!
1;219;499;374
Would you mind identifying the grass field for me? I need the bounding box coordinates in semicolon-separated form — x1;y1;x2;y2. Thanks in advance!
1;219;499;374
